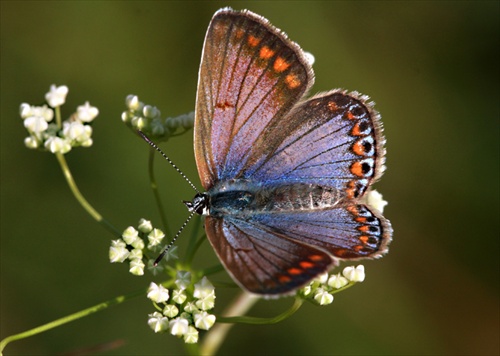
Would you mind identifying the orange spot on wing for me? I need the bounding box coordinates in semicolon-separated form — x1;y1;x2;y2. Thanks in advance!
352;140;366;156
358;226;369;233
346;111;356;120
354;245;364;252
356;217;367;223
288;268;303;275
260;46;275;59
300;261;314;269
247;35;260;47
273;56;290;72
310;254;324;261
351;122;362;136
359;235;369;243
350;161;364;177
285;74;301;89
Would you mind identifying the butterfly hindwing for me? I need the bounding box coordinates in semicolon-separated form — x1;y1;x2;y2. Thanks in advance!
250;203;392;260
242;90;386;200
204;216;333;295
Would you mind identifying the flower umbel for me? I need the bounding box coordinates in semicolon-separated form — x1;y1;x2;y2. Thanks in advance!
109;219;172;276
299;265;367;305
146;275;216;344
21;85;98;154
122;94;194;141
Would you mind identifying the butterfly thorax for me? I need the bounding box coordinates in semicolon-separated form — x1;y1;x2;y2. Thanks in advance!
201;179;343;218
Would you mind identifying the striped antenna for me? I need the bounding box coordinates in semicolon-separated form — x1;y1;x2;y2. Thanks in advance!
137;131;200;194
154;209;196;266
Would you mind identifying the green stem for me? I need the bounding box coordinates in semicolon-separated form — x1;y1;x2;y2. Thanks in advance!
55;152;120;236
0;288;144;353
185;217;204;266
217;296;303;325
148;147;171;239
55;106;62;129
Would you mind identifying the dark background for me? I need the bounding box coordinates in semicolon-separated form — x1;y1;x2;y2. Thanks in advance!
1;1;498;355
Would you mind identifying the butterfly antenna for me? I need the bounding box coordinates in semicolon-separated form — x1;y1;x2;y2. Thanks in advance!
137;130;200;193
154;210;196;266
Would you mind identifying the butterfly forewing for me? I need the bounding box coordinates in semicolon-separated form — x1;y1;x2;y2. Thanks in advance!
194;9;313;190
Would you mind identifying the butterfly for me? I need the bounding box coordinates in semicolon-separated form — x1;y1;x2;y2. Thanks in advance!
183;8;392;296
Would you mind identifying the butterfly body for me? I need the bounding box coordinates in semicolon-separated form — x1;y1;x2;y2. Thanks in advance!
206;180;343;217
188;8;392;296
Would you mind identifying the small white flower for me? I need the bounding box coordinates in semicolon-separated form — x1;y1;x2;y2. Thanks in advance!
20;103;32;118
163;304;179;318
147;228;165;248
301;285;313;296
147;282;170;303
315;272;329;284
193;311;216;330
143;105;160;119
343;265;366;282
44;136;71;154
138;218;153;233
184;326;199;344
131;116;148;130
125;94;141;111
172;289;187;304
33;105;54;122
169;317;189;336
129;258;145;276
24;116;48;133
109;239;130;263
45;84;68;107
328;273;349;289
128;248;143;260
365;190;388;213
76;101;99;122
63;121;92;143
183;302;199;314
314;288;334;305
24;136;40;149
193;277;215;299
122;226;139;245
131;238;145;250
195;294;215;311
148;312;169;333
175;271;191;290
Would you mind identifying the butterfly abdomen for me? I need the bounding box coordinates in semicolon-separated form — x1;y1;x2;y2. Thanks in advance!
208;180;343;217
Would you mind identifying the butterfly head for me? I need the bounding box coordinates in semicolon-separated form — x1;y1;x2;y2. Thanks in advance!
183;193;210;216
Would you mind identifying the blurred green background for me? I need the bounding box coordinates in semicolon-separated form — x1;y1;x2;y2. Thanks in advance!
1;1;498;355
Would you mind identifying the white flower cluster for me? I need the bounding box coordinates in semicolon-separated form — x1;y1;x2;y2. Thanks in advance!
301;265;366;305
109;218;175;276
121;94;194;140
147;274;216;344
20;85;98;154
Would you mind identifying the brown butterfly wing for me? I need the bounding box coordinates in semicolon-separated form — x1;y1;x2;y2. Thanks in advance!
194;9;314;190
